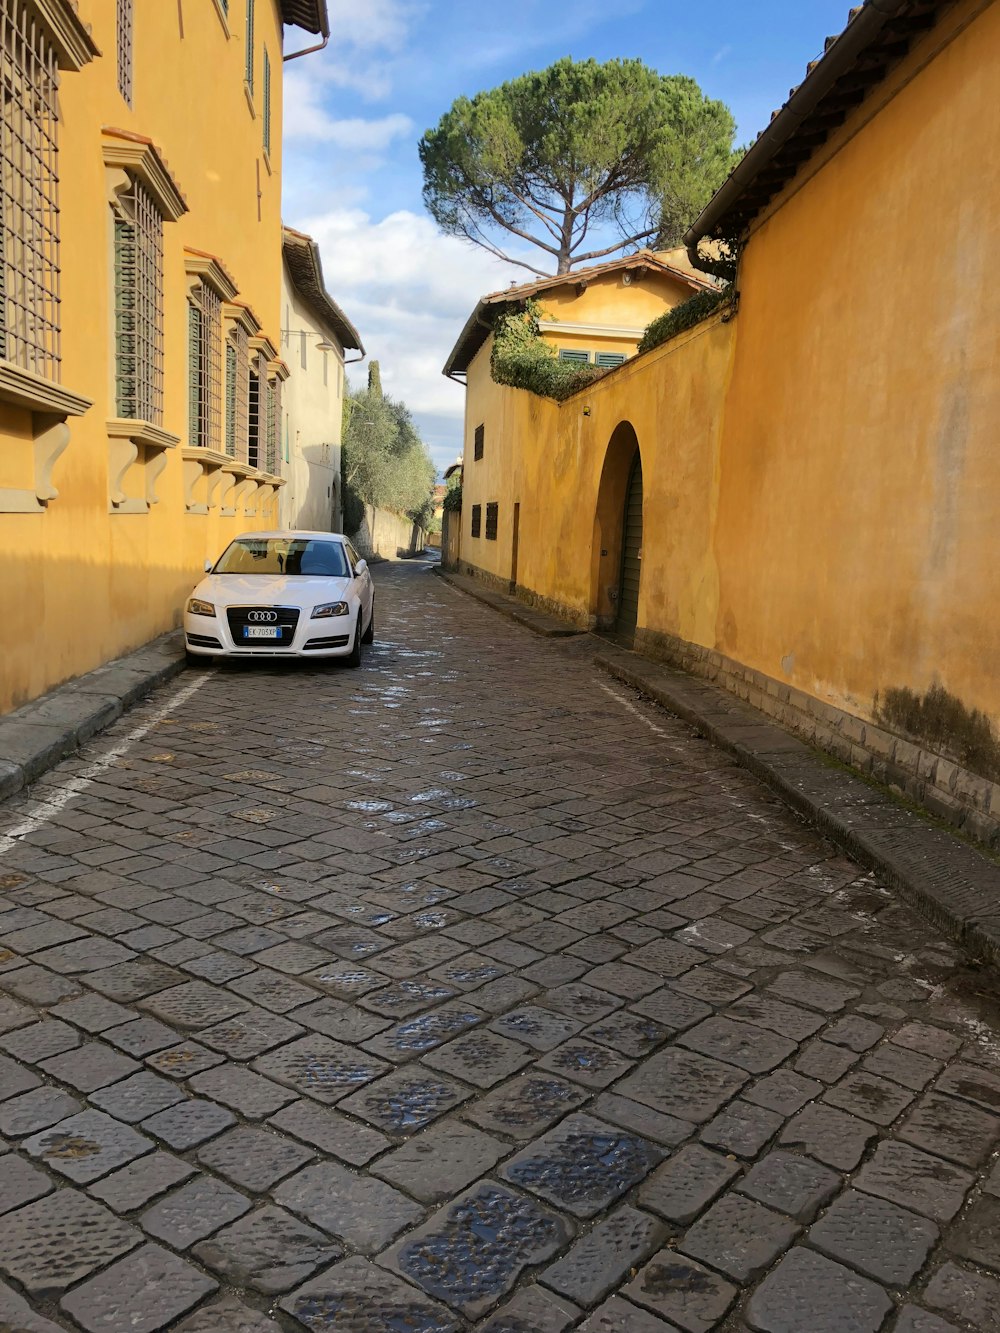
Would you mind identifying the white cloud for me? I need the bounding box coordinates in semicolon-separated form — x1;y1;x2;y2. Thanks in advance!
294;207;531;471
325;0;424;52
284;68;413;146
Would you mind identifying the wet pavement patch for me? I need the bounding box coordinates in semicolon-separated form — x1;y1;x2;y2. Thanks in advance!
500;1113;663;1217
387;1181;572;1318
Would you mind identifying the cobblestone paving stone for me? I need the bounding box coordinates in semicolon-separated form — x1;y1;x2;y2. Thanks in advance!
4;562;1000;1328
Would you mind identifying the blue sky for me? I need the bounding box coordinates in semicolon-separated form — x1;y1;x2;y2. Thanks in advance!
283;0;851;472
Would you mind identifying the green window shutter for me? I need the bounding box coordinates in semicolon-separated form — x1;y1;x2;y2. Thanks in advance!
558;349;590;364
188;301;202;445
595;352;627;368
114;217;138;417
225;340;237;456
245;0;254;92
263;48;271;154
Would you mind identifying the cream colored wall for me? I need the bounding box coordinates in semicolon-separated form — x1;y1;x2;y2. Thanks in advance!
458;0;1000;736
279;259;345;533
0;0;287;712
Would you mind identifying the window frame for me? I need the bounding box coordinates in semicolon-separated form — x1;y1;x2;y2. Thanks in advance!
485;501;498;541
116;0;133;106
473;422;484;460
111;174;165;425
470;503;482;538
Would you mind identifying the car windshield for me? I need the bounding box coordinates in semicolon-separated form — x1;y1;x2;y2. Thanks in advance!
213;538;351;578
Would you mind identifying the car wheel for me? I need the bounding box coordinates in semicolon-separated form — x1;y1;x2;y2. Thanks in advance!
362;597;375;644
346;615;362;667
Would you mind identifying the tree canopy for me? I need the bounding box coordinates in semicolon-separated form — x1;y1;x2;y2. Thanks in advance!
419;57;738;275
341;362;436;534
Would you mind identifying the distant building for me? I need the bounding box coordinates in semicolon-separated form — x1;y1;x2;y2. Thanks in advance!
280;227;364;532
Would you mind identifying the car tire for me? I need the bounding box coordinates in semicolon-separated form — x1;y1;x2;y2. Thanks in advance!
362;598;375;644
346;615;362;667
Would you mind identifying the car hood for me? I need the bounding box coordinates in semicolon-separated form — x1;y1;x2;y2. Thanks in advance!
192;574;352;611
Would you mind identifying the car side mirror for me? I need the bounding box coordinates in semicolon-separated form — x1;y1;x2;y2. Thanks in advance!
204;559;213;573
355;558;367;574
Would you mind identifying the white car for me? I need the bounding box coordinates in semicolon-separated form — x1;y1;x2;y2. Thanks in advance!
184;530;374;666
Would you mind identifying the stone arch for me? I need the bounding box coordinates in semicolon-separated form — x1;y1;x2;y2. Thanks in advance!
590;420;642;631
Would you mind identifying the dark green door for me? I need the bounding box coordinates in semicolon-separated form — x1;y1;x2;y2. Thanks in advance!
616;452;643;634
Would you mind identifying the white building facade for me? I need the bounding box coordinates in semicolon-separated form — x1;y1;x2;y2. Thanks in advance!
279;228;363;532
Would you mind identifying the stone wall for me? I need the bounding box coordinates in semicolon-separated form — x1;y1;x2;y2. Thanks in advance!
637;625;1000;849
351;506;425;562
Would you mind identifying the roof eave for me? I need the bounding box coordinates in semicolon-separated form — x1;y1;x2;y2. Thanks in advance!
282;229;364;354
685;0;926;247
280;1;330;37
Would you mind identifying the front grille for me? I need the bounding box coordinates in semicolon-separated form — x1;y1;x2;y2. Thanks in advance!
303;635;350;650
186;633;222;648
226;605;300;648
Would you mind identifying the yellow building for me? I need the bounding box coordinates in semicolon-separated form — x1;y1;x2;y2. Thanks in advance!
0;0;329;713
444;251;714;599
444;0;1000;843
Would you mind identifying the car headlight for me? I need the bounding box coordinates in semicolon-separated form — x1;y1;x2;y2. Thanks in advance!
187;598;215;617
311;601;350;619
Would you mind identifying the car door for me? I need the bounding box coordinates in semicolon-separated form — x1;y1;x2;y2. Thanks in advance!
346;541;373;623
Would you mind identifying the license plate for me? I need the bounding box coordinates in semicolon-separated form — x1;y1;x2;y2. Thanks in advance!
243;626;281;640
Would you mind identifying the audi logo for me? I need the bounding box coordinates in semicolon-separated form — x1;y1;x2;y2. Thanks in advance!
247;610;278;623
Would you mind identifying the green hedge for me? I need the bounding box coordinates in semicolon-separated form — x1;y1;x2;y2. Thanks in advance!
491;300;606;402
637;286;729;355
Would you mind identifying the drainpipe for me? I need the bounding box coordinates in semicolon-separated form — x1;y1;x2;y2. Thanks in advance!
283;6;331;64
684;0;910;270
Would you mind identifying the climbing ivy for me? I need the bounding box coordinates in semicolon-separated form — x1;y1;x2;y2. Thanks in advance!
490;300;605;402
636;285;730;355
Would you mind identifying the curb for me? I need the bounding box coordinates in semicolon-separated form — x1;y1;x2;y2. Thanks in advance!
433;567;586;639
0;631;187;802
595;646;1000;968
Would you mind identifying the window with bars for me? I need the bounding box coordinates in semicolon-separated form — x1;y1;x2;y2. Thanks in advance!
470;504;481;538
485;502;499;541
187;282;222;449
117;0;133;105
247;348;265;468
264;375;281;473
224;321;249;462
113;176;164;422
473;423;484;460
0;0;61;380
244;0;254;93
262;46;271;154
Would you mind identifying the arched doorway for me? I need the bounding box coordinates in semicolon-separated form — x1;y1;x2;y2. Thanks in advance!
590;421;642;640
617;452;643;635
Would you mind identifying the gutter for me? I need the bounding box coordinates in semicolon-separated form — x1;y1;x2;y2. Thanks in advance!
684;0;910;257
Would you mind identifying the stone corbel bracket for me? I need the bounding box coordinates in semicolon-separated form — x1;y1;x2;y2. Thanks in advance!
0;370;92;514
238;474;263;518
219;463;252;517
182;447;235;514
107;419;180;513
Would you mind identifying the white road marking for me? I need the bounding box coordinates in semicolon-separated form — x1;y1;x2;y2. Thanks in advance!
598;681;669;737
0;673;208;858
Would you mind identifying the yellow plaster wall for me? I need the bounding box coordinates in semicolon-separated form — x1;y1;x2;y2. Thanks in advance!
459;0;1000;730
0;0;286;712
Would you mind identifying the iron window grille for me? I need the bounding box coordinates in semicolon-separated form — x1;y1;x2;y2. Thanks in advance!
473;422;484;460
262;46;271;155
0;0;61;380
244;0;254;93
188;281;222;449
485;501;499;541
263;375;281;473
246;347;266;468
116;0;133;106
471;504;481;538
224;321;249;463
112;175;164;423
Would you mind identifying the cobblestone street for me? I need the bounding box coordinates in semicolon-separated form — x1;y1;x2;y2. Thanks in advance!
3;561;1000;1331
